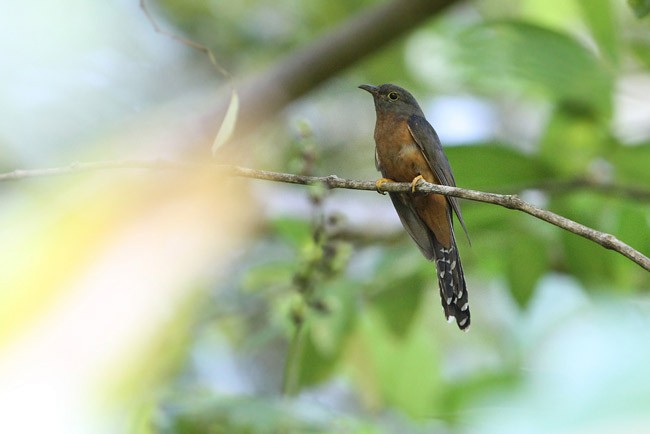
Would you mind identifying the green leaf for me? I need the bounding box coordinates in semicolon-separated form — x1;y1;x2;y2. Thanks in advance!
576;0;619;65
211;89;239;155
348;308;442;418
506;230;549;307
294;323;340;387
446;144;550;191
295;281;357;388
631;41;650;69
628;0;650;18
538;103;609;176
550;194;617;285
270;217;312;247
610;142;650;185
241;262;294;292
613;203;650;288
160;395;380;434
455;21;613;116
369;247;430;338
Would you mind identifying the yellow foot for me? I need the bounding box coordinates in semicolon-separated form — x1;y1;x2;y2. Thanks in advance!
411;175;425;193
375;177;395;195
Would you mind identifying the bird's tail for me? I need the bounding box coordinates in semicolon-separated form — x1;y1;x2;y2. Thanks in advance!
432;239;470;331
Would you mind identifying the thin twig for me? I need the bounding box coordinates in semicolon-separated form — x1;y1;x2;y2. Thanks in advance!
1;159;648;272
139;0;230;78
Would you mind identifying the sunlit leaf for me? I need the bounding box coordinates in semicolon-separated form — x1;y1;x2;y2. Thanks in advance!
211;89;239;155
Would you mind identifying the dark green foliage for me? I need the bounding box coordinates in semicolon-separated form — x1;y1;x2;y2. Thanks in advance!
628;0;650;18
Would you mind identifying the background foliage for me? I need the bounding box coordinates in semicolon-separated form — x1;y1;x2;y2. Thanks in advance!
2;0;650;433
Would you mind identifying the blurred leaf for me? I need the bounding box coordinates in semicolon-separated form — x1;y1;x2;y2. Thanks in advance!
628;0;650;18
295;323;340;387
212;89;239;155
631;41;650;69
613;203;650;288
551;194;617;285
295;280;358;387
455;21;613;116
576;0;619;65
270;217;312;247
348;308;442;418
506;230;549;307
160;395;380;434
446;144;550;190
438;369;521;424
309;281;357;356
368;247;431;338
538;103;609;176
241;262;294;292
610;142;650;185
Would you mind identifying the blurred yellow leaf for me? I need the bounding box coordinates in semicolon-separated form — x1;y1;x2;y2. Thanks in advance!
212;89;239;155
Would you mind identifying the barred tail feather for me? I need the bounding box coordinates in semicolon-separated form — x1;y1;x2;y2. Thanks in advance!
432;239;470;331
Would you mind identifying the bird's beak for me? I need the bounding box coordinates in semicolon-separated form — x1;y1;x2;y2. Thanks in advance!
358;84;378;95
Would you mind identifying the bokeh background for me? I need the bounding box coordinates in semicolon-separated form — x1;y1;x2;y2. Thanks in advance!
2;0;650;433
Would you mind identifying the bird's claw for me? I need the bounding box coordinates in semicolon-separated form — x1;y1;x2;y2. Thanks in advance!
411;175;424;193
375;178;395;195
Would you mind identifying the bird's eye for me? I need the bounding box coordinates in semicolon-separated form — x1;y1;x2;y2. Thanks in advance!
387;92;399;101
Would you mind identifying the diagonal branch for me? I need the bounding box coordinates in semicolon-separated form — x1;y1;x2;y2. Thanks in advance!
1;159;648;272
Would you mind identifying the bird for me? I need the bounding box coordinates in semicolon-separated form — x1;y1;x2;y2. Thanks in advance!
359;83;471;330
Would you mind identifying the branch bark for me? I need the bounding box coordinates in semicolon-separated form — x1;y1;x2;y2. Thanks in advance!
2;159;649;272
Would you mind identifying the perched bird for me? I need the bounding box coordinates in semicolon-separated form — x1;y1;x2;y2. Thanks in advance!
359;83;471;330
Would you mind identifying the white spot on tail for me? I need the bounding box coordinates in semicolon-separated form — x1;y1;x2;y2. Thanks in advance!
447;315;456;323
446;296;453;305
451;260;457;270
459;317;469;327
461;302;469;311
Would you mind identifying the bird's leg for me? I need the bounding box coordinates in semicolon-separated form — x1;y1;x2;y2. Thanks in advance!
375;178;395;195
410;175;425;193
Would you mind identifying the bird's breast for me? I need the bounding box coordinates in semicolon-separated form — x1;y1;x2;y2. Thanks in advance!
374;116;431;182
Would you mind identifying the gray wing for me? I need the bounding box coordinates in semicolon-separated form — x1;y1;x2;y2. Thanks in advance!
388;192;435;260
407;115;470;242
375;151;435;259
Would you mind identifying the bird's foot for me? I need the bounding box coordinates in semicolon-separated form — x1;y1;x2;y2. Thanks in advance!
411;175;425;193
375;178;395;195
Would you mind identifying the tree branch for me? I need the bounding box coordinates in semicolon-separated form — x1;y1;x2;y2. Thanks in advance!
528;177;650;202
2;159;649;272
